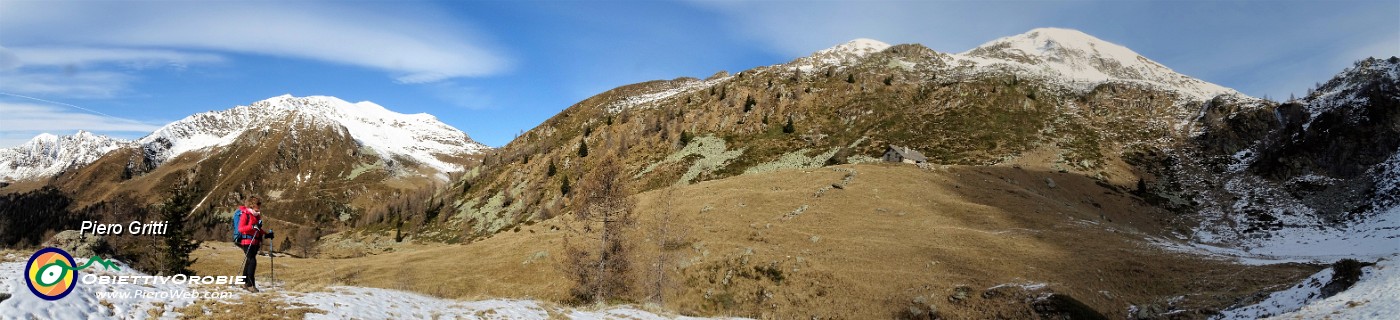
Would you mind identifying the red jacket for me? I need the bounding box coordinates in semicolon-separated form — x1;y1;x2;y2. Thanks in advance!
237;206;265;246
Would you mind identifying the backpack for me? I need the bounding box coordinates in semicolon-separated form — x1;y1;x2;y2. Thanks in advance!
232;207;253;245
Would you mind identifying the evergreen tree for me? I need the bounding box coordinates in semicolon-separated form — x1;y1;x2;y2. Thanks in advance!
578;139;589;158
547;159;558;177
160;186;202;276
783;116;796;134
561;176;572;195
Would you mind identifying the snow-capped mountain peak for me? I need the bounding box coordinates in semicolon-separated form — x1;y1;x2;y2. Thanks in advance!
139;95;488;173
0;131;129;182
817;38;891;57
962;27;1141;64
958;27;1238;100
790;38;892;72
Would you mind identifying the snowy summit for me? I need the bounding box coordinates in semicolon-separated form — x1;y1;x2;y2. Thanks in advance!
791;38;892;72
140;95;489;173
0;131;128;182
958;27;1238;100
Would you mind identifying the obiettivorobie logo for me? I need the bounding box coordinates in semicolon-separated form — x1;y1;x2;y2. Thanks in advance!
25;247;121;300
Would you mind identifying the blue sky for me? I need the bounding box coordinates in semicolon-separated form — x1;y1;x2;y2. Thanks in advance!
0;0;1396;148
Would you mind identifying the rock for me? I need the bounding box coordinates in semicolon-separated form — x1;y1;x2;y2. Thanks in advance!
0;292;10;303
41;230;106;258
1033;293;1107;320
1320;259;1371;298
948;285;972;303
1045;177;1057;188
902;295;940;320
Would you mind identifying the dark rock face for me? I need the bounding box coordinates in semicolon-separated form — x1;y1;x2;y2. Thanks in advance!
1189;57;1400;220
1252;61;1400;180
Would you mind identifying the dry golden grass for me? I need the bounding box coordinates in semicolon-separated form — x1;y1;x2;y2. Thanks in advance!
173;293;324;320
192;164;1317;319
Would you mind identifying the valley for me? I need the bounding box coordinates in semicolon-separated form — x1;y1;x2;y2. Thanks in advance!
1;26;1395;319
189;164;1322;319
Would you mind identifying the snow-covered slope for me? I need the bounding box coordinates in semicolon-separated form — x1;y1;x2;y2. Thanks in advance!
790;38;892;72
958;28;1239;100
1264;257;1400;319
139;94;488;173
0;131;128;182
957;28;1239;101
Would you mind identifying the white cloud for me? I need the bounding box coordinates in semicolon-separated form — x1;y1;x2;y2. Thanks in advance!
4;47;225;69
0;101;162;133
0;71;134;98
0;1;511;83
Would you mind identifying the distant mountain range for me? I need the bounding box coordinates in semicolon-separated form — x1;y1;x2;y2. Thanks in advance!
0;131;128;182
1;95;488;183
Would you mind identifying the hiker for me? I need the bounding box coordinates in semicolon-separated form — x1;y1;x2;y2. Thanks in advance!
235;196;273;292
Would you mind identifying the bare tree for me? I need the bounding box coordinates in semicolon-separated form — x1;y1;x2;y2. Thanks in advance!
563;151;637;304
646;187;687;305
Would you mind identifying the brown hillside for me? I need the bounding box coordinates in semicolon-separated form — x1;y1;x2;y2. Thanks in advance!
432;41;1244;244
41;111;476;243
193;164;1315;319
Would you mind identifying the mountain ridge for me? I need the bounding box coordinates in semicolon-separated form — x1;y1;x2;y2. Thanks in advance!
0;130;128;182
1;95;490;183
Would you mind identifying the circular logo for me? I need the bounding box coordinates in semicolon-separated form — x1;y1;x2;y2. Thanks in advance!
25;247;77;301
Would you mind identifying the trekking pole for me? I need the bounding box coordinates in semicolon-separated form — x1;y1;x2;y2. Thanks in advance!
269;235;275;287
238;231;253;288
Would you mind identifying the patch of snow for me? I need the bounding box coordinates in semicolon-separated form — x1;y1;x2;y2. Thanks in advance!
0;257;230;319
294;286;550;319
987;282;1049;292
1372;150;1400;211
0;256;740;320
1226;148;1257;173
1162;206;1399;265
605;77;731;114
1216;266;1334;319
1268;256;1400;319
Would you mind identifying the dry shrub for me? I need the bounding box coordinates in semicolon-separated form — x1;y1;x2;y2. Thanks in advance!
560;152;637;304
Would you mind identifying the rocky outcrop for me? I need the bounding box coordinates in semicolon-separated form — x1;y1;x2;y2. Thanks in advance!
41;230;107;258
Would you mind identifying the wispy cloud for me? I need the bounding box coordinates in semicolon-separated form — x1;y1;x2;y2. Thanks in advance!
0;100;163;147
0;1;511;84
0;70;135;98
4;47;225;70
